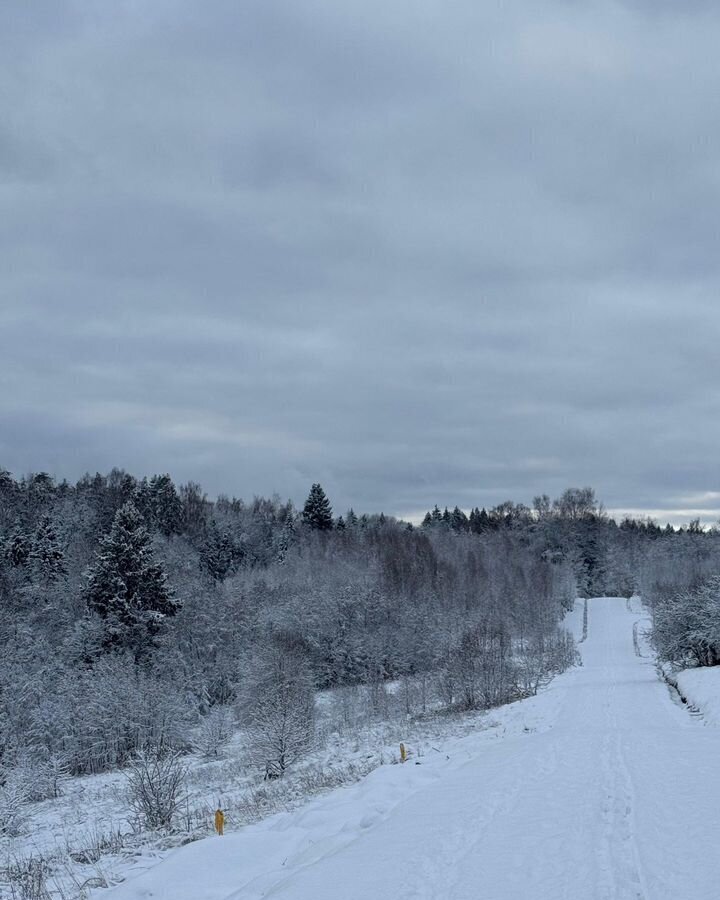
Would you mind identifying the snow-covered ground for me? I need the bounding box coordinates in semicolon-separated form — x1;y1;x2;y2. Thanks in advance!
2;605;584;898
669;666;720;723
94;597;720;900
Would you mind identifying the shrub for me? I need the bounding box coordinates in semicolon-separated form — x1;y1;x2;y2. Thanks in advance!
125;749;187;830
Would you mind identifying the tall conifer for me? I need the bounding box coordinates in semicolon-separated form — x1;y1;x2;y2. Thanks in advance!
302;484;333;531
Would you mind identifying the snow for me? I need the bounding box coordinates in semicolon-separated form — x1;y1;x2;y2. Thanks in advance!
96;597;720;900
673;666;720;723
5;621;578;896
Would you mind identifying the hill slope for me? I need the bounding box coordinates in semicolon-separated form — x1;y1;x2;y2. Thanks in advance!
100;598;719;900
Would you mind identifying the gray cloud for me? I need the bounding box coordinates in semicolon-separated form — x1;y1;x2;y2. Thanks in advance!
2;1;720;523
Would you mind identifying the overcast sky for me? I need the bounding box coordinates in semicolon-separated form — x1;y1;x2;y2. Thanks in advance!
2;1;720;524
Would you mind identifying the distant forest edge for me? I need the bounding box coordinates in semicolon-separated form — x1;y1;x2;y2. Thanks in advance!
0;470;717;784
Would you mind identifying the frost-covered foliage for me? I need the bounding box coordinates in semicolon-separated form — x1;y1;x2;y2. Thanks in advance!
0;469;688;797
639;530;720;668
651;575;720;667
0;778;28;837
243;643;316;774
192;706;236;758
125;749;188;831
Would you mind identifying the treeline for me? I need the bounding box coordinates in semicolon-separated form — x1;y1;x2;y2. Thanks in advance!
0;471;709;785
640;530;720;669
418;491;720;672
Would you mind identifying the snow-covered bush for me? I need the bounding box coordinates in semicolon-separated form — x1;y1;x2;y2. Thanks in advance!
0;781;28;837
3;856;52;900
516;630;577;697
441;624;516;711
243;646;315;776
125;749;188;830
652;575;720;667
192;706;235;758
3;753;70;803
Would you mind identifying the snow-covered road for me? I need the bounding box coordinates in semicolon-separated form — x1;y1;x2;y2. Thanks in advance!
104;598;720;900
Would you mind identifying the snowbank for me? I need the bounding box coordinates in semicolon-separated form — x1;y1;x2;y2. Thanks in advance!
673;666;720;723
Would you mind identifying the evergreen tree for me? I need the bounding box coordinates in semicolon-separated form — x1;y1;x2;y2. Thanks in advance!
0;469;17;531
4;525;30;568
275;515;296;563
335;516;346;531
29;516;66;585
302;483;333;531
200;521;237;582
346;508;358;527
86;502;179;656
148;474;184;537
421;511;433;528
477;508;492;531
451;506;469;532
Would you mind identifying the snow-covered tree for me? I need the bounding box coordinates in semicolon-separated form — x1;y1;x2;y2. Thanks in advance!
148;474;184;537
29;515;66;585
302;483;333;531
85;501;179;657
244;644;315;775
4;525;30;568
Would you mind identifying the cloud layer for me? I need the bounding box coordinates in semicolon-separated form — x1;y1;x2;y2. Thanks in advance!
2;1;720;523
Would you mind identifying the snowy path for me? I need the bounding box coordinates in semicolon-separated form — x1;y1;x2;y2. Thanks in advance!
103;599;720;900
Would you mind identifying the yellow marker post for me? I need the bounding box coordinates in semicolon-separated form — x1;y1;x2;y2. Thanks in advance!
400;742;407;763
214;808;225;835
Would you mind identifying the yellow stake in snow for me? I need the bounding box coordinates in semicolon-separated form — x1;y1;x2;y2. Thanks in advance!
215;808;225;835
400;742;407;763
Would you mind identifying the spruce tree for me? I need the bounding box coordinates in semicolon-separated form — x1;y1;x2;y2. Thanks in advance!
200;521;236;582
86;501;179;656
302;483;333;531
29;516;66;584
451;506;469;532
148;474;184;537
477;508;491;532
4;525;30;567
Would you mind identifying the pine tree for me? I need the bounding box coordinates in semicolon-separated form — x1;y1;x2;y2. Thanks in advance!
302;484;333;531
421;511;433;528
335;516;346;531
346;508;358;527
86;501;179;656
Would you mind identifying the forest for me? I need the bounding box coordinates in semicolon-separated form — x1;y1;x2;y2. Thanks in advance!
0;470;718;799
